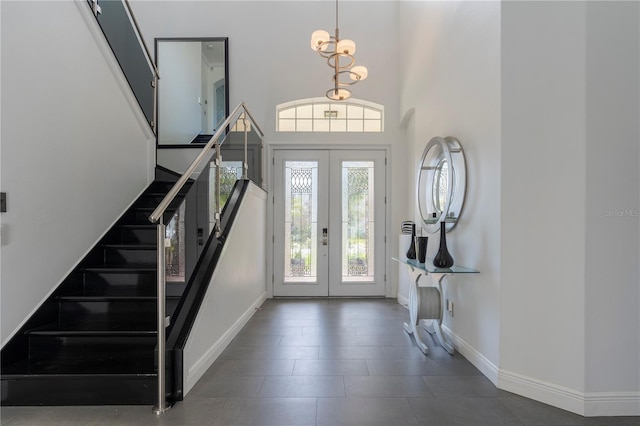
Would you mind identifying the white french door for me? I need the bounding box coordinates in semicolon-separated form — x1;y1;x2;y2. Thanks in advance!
273;149;386;297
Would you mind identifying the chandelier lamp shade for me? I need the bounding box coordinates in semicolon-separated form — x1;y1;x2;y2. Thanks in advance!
310;0;368;101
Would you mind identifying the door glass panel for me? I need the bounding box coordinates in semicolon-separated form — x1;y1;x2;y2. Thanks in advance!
341;161;375;282
284;161;318;282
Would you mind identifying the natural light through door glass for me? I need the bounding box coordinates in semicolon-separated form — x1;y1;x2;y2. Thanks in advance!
342;161;375;282
284;161;318;283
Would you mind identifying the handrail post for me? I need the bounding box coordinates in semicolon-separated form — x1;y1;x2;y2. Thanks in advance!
153;221;170;414
243;113;249;180
214;143;222;238
152;75;158;135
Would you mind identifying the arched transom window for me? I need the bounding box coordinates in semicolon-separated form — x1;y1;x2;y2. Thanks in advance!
277;98;384;132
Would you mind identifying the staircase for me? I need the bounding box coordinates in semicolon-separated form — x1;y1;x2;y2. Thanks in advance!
1;171;191;405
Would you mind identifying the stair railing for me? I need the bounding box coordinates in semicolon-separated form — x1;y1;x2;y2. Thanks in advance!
87;0;159;133
148;102;263;414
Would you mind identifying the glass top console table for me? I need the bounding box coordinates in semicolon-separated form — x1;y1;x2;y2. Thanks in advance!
392;257;478;355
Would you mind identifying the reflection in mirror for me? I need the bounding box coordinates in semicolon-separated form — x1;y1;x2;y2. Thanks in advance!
156;38;228;145
432;159;449;214
417;137;466;234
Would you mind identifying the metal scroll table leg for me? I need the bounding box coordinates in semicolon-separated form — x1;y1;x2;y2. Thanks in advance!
403;270;429;355
421;273;455;355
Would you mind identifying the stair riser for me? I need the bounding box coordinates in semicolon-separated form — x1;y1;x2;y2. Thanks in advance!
119;228;156;244
58;300;157;323
122;210;176;224
83;270;156;288
136;195;185;209
1;376;157;405
28;335;156;362
103;248;157;266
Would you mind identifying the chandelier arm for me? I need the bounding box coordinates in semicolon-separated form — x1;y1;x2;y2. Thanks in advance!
326;53;355;70
335;70;362;86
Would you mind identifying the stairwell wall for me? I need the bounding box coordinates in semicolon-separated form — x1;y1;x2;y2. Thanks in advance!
0;1;155;345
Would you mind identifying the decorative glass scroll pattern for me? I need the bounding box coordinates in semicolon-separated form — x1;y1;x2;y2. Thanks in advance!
285;161;318;282
165;203;186;282
342;161;375;282
208;161;243;234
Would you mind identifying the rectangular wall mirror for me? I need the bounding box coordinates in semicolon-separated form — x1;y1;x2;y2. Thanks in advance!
155;38;229;145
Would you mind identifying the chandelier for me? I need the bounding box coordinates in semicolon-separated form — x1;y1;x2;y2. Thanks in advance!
310;0;368;101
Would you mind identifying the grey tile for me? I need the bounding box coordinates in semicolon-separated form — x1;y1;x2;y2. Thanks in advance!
422;357;483;376
0;406;120;425
259;376;345;397
293;359;369;376
383;345;433;360
213;397;316;426
317;397;419;425
499;395;595;425
220;345;319;360
110;399;225;425
366;358;442;376
213;359;295;376
345;376;434;397
319;345;389;360
279;334;349;346
623;417;640;426
237;325;303;336
355;325;408;335
189;375;265;397
409;397;523;425
228;334;282;346
302;326;357;335
423;375;500;397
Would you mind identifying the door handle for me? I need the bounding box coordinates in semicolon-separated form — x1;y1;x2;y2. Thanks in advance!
322;227;328;246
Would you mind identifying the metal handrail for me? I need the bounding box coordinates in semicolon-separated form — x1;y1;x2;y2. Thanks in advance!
149;101;262;414
148;102;261;224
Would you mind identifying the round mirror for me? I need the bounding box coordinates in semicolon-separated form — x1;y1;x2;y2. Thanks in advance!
417;137;466;233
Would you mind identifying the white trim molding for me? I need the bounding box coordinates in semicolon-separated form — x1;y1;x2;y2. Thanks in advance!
441;325;499;385
441;326;640;417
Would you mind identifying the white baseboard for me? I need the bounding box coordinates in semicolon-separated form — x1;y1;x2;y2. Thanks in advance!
184;291;267;394
397;293;409;309
441;326;639;417
584;391;640;417
441;325;499;385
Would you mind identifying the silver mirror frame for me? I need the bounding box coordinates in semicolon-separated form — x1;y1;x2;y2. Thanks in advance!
417;136;467;233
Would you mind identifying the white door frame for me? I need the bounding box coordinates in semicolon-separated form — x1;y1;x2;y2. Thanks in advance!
266;144;391;298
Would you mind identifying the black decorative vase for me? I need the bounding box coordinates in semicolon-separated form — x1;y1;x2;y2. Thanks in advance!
406;224;416;260
415;236;428;264
433;221;454;268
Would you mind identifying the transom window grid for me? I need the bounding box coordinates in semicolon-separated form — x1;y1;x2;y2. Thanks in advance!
277;98;384;133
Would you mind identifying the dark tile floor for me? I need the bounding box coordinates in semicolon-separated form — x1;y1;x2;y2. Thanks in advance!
1;298;638;425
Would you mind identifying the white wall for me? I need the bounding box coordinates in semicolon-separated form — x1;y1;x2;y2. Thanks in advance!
157;42;203;144
398;0;502;375
583;1;639;415
501;0;639;416
501;0;587;398
0;1;154;345
182;182;267;394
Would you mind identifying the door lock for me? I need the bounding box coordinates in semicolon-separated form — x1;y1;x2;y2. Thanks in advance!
322;227;328;246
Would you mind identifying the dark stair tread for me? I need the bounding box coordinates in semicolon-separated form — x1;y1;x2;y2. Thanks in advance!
82;264;157;273
101;244;156;250
25;321;156;335
57;292;181;301
117;224;156;229
1;358;156;376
